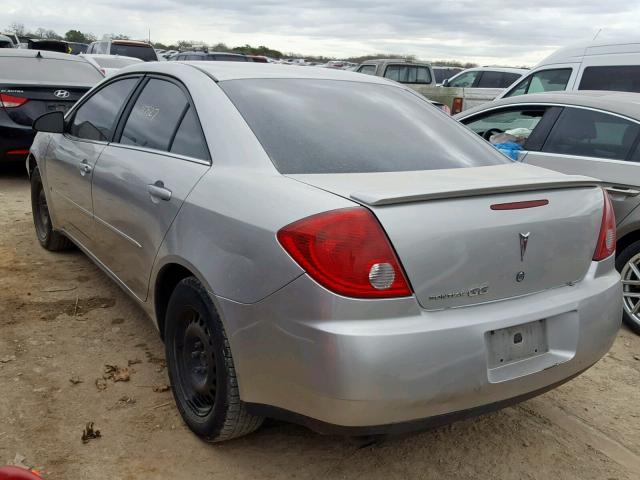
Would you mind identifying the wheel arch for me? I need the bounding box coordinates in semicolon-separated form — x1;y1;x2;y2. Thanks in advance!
617;228;640;260
152;259;218;340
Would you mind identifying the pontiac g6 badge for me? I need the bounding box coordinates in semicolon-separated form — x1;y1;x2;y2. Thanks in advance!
519;232;530;261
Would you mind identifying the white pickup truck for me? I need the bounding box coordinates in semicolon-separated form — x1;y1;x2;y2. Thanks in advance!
355;60;526;114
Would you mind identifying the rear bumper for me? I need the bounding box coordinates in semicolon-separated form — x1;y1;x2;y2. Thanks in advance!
217;257;621;431
0;116;34;162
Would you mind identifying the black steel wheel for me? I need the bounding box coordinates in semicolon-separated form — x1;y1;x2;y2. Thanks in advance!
30;167;72;251
164;276;264;441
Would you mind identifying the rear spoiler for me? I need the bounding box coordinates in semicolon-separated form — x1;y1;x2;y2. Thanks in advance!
351;177;599;206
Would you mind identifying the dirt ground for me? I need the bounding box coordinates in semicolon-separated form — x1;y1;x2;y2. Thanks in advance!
0;167;639;480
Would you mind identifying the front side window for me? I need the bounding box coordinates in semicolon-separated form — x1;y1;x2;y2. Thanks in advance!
579;65;640;93
120;78;190;152
448;70;479;88
220;78;508;174
383;65;432;84
505;68;572;97
357;64;377;76
542;108;640;160
463;106;548;142
69;78;138;141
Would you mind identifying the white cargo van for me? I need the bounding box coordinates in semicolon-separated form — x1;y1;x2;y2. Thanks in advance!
498;38;640;99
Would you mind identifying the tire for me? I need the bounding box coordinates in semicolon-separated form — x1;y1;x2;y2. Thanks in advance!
616;240;640;335
165;277;264;441
30;167;73;251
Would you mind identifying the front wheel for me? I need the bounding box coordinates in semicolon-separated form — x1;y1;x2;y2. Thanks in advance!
164;277;264;441
30;167;73;251
616;240;640;334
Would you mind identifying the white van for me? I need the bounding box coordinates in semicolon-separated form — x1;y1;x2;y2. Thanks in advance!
497;38;640;99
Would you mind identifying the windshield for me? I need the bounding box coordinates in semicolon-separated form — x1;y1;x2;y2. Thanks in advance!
220;78;508;174
110;43;157;61
0;57;103;84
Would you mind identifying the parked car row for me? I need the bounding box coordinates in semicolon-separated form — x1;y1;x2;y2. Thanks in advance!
0;34;635;444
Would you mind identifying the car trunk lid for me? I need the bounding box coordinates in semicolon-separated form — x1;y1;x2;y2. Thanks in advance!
1;84;89;126
288;163;604;310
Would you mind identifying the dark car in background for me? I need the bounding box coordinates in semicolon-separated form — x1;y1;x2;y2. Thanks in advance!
86;39;158;62
0;49;102;163
67;42;88;55
169;50;249;62
27;39;69;53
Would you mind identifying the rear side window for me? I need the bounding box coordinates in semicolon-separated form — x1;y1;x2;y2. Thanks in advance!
477;71;523;88
220;78;508;174
170;106;209;160
357;65;377;75
120;79;190;152
542;108;640;160
506;68;571;97
0;57;102;83
110;43;156;61
70;78;138;141
579;66;640;93
383;65;431;84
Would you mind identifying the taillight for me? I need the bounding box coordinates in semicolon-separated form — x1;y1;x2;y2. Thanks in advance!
99;68;106;76
451;97;464;115
277;207;412;298
0;93;28;108
593;189;616;261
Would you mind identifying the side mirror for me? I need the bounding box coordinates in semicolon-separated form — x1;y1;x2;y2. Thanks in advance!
33;111;65;134
442;78;450;87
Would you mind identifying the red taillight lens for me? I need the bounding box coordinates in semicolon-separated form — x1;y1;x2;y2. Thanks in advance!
277;207;412;298
451;96;464;115
593;189;616;261
0;93;28;108
99;68;106;76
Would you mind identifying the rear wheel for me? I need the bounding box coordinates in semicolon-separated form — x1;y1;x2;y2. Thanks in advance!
165;277;264;441
617;241;640;334
30;168;73;251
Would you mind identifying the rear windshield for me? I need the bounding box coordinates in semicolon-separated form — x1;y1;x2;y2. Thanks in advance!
110;43;156;61
220;79;508;174
0;57;103;83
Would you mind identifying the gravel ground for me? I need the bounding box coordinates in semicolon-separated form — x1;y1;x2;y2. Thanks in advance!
1;167;639;479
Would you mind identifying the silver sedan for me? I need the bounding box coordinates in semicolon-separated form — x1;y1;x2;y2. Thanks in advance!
28;62;621;441
456;91;640;334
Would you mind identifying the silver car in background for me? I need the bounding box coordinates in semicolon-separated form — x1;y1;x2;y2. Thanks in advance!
456;91;640;334
28;63;621;441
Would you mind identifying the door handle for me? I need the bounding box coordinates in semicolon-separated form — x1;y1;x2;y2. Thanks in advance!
147;181;172;202
78;159;92;176
604;186;640;199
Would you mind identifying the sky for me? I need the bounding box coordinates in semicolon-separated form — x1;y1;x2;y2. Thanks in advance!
4;1;640;66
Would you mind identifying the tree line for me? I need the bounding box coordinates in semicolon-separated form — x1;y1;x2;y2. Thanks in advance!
4;22;477;67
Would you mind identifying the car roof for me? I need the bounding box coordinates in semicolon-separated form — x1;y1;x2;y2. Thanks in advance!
0;48;86;62
536;37;640;66
81;53;141;61
457;90;640;121
453;66;528;75
118;61;399;85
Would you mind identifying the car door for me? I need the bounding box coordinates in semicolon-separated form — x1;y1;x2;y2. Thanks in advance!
45;76;140;246
523;106;640;224
90;76;211;300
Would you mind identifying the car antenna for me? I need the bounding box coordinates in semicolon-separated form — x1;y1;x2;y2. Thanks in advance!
593;28;602;40
36;50;43;58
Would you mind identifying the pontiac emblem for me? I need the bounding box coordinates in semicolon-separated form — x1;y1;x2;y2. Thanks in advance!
519;232;530;261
